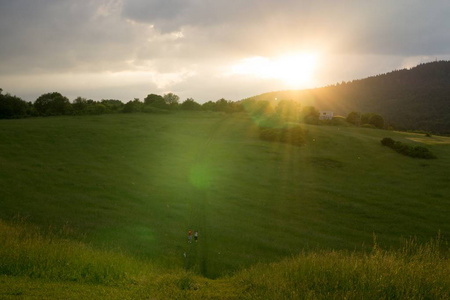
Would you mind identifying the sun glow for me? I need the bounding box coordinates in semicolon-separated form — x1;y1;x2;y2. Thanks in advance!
230;53;318;88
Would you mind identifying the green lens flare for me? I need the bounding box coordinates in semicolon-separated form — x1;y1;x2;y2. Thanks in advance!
189;164;211;189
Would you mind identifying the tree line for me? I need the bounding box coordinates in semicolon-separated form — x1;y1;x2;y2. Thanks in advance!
240;98;385;129
1;88;385;131
0;89;243;119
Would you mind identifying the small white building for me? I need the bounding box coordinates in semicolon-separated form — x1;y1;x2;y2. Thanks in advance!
319;110;334;120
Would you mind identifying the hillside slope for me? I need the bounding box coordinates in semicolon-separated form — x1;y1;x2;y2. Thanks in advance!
1;113;449;279
247;61;450;133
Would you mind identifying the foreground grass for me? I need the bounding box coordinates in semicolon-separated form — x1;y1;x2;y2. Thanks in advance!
0;219;147;284
1;220;448;299
235;237;449;299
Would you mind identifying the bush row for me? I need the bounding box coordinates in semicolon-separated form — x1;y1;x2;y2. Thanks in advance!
381;137;436;159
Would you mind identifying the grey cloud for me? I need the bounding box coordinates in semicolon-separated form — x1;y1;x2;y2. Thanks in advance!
122;0;190;31
123;0;240;31
1;0;450;103
2;0;449;75
122;0;450;56
341;1;450;56
0;0;138;74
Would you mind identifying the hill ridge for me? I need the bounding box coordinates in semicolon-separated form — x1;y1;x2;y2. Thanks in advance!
246;61;450;133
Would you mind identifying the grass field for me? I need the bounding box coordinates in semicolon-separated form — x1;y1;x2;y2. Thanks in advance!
1;112;449;298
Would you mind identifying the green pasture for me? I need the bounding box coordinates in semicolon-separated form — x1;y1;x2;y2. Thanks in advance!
0;112;449;279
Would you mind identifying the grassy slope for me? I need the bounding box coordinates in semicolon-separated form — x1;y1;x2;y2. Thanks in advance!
1;220;448;299
1;112;449;281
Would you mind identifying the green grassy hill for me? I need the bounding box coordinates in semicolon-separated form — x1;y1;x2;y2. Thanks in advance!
1;112;449;298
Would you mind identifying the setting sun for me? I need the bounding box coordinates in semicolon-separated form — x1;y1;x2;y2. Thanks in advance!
230;53;318;88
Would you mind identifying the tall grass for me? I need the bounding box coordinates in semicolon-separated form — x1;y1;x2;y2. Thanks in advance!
234;234;449;299
1;219;448;299
0;219;153;284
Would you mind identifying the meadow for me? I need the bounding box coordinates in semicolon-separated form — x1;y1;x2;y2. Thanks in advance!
0;112;449;298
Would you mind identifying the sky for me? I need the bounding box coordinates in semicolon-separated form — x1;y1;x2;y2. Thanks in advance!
1;0;450;103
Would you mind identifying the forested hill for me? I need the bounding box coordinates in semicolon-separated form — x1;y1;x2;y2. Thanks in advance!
246;61;450;133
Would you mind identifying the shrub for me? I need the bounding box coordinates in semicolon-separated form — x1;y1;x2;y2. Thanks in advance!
369;114;384;129
381;138;436;159
411;146;437;159
346;111;361;125
381;137;395;147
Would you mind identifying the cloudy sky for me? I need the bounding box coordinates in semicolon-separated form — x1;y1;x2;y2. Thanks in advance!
1;0;449;103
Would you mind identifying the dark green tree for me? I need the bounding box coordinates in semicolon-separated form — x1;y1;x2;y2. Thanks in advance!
0;90;29;118
164;93;180;110
180;98;202;110
227;101;244;113
163;93;180;105
144;94;167;110
346;111;361;125
369;114;384;129
361;113;374;125
72;97;88;114
202;101;216;111
144;94;164;105
101;99;124;112
123;98;143;113
301;106;320;124
214;98;229;112
34;92;71;116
